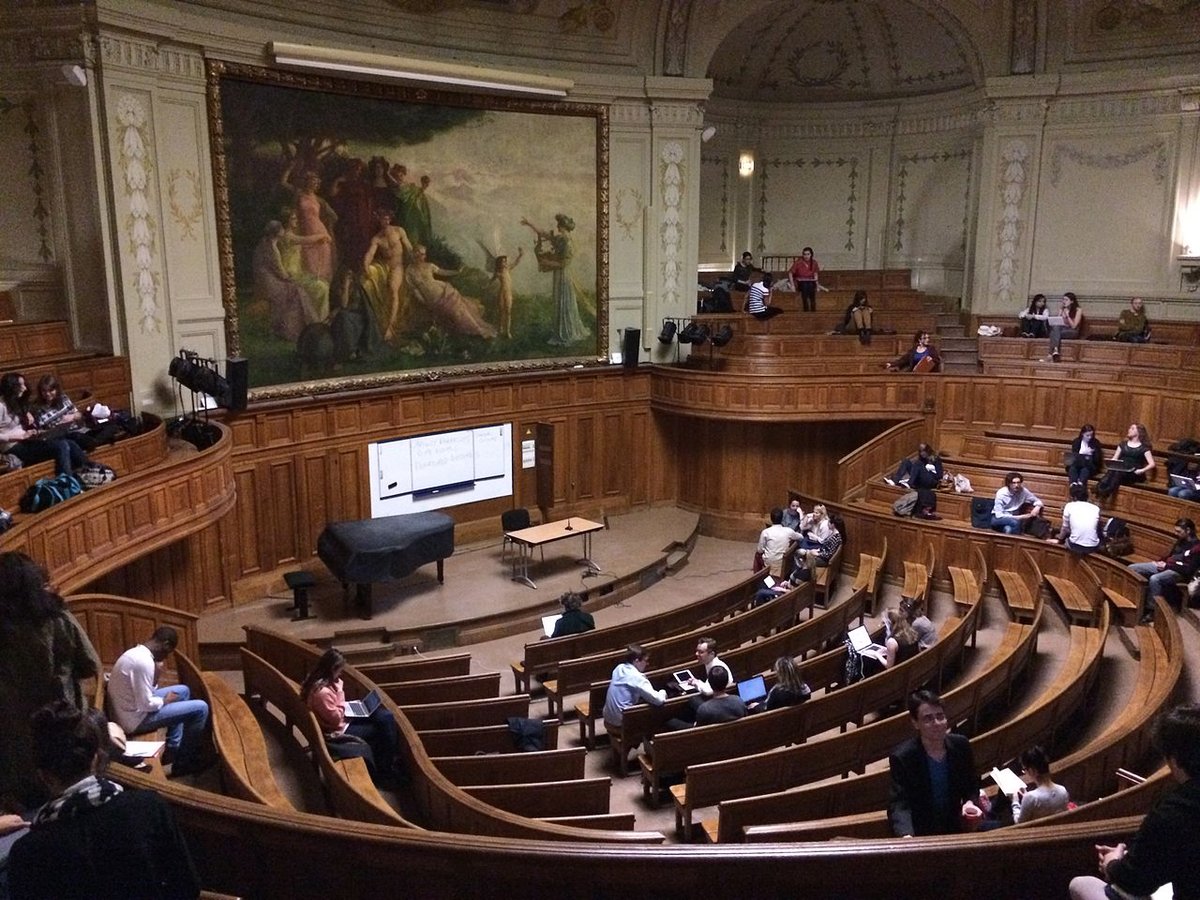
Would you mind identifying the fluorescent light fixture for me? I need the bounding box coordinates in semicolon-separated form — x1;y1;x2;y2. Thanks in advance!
738;151;755;177
270;42;572;98
701;125;717;143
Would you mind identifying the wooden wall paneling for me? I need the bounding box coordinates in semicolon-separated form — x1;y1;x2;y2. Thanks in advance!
334;445;365;522
268;458;301;568
300;450;331;557
571;413;598;503
626;410;650;506
546;415;570;508
233;466;262;577
600;410;626;500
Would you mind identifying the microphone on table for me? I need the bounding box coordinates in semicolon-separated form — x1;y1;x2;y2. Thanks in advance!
565;518;573;531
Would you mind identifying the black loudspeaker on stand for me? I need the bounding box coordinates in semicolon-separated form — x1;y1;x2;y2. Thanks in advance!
226;357;249;411
621;328;640;370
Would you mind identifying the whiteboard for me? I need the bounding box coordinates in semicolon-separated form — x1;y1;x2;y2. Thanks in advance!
368;423;513;516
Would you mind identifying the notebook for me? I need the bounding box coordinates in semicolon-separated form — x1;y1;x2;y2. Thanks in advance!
762;575;776;589
1170;474;1198;491
736;675;768;705
541;614;563;637
990;766;1027;797
345;689;382;718
848;625;887;660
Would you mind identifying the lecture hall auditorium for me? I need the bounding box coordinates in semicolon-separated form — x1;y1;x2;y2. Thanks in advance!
3;2;1200;898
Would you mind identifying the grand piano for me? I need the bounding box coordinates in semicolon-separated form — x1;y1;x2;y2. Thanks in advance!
316;511;455;619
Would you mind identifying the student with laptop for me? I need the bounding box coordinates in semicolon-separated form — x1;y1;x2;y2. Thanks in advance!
548;591;594;639
1096;423;1156;500
301;647;399;787
1045;291;1083;362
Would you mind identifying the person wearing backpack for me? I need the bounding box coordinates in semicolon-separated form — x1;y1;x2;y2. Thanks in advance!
1128;518;1200;623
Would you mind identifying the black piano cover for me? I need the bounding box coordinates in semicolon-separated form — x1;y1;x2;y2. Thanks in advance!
316;512;455;584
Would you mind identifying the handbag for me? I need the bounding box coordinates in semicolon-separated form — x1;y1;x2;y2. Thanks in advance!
753;551;764;572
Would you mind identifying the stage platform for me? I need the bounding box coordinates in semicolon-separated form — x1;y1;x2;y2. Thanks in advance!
198;507;703;667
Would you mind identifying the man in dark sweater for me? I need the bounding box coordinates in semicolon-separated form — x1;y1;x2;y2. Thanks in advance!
1070;703;1200;900
694;667;746;726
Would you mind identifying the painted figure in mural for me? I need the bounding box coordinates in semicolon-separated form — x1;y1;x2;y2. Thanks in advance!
521;213;589;345
361;208;415;344
280;160;337;282
279;208;331;321
405;244;497;340
397;174;434;249
330;158;378;268
491;248;525;340
330;266;383;363
253;219;330;342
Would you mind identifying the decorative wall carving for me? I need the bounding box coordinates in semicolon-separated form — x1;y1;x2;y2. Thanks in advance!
167;168;203;240
114;92;162;333
0;97;53;262
613;186;644;241
992;140;1030;306
659;141;684;308
1048;139;1168;186
892;148;972;252
662;0;690;76
1010;0;1038;74
760;155;860;252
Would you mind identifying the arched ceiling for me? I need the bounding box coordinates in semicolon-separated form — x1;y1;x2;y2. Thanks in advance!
707;0;979;104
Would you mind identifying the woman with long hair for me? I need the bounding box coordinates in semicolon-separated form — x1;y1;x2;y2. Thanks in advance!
1018;294;1049;338
300;648;399;787
764;655;811;710
1066;423;1104;487
886;331;942;372
0;372;89;475
0;552;100;808
1096;423;1155;500
1047;292;1084;361
883;607;920;670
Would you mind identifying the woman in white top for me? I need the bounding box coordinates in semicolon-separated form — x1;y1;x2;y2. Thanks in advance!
1012;745;1070;824
1018;294;1049;338
798;504;833;549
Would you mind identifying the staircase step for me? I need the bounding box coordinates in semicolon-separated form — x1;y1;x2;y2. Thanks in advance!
938;338;977;351
937;326;967;338
942;361;981;374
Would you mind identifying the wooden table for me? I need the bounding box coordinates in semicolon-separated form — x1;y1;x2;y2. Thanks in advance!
504;517;603;589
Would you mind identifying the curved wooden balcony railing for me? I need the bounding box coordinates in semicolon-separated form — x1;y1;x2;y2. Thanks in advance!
0;422;234;593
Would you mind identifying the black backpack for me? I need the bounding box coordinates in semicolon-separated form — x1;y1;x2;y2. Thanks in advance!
970;497;993;529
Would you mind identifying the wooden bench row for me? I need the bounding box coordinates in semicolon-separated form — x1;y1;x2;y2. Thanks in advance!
543;581;811;717
660;591;982;836
240;647;413;827
245;626;663;842
512;569;765;695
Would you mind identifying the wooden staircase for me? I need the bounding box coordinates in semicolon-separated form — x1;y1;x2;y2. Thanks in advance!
930;299;979;374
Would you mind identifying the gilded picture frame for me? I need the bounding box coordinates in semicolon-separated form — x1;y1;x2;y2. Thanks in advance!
206;61;608;399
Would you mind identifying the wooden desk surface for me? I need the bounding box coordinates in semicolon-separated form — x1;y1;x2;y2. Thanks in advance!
506;518;604;546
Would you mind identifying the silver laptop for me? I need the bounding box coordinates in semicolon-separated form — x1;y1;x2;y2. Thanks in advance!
848;625;887;658
345;689;382;718
1170;474;1198;491
1046;315;1066;327
541;614;563;637
736;675;768;704
673;669;696;690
